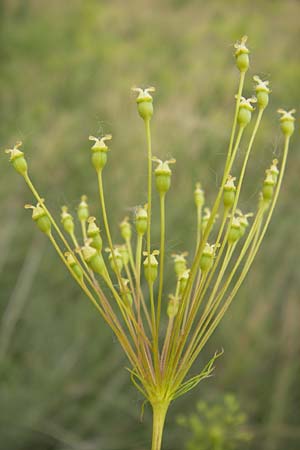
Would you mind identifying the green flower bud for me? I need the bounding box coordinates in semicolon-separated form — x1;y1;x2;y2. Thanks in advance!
25;201;51;234
234;36;250;72
179;269;190;294
82;241;105;275
167;295;179;319
87;217;102;251
223;175;236;209
200;243;215;272
61;206;74;235
89;135;112;171
135;205;148;235
120;216;132;241
194;182;205;208
237;96;257;127
262;169;276;201
171;252;188;279
228;217;241;244
152;157;176;194
106;247;123;274
5;141;28;176
77;195;89;222
120;278;133;307
132;87;155;121
143;250;159;283
253;76;271;109
65;252;83;283
277;109;296;137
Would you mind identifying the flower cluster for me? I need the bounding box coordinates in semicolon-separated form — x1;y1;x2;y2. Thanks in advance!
4;37;296;450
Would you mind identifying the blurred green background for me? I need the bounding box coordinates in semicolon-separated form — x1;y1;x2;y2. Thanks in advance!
0;0;299;449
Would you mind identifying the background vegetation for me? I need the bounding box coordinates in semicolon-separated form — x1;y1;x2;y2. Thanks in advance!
0;0;299;449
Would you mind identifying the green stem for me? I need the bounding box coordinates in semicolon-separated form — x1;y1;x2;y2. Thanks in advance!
157;193;166;334
151;402;169;450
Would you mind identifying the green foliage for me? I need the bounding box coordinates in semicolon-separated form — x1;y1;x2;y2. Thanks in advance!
177;394;252;450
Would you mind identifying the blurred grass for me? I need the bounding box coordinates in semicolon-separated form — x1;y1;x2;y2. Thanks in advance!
0;0;299;449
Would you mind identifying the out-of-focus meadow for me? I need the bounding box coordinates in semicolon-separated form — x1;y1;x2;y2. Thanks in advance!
0;0;299;449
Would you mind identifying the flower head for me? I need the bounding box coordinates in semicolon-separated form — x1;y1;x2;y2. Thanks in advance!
234;35;249;56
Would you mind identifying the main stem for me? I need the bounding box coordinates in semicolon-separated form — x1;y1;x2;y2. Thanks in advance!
151;402;169;450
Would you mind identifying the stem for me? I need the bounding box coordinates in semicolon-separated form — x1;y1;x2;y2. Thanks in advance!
151;402;169;450
157;192;166;334
145;118;152;260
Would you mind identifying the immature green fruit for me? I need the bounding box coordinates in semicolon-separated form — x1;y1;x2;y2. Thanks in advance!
135;205;148;235
5;142;28;176
82;242;105;275
106;248;123;274
278;109;296;137
143;250;159;283
228;217;241;244
65;252;83;283
237;96;256;127
254;76;271;109
223;175;236;209
61;206;74;235
167;295;179;319
179;269;190;294
118;245;129;266
121;278;133;307
152;157;176;194
132;87;155;121
262;170;276;201
25;202;51;234
120;217;132;241
234;36;250;72
78;195;89;222
194;182;205;208
87;217;102;251
172;252;188;279
200;243;214;272
236;210;253;238
89;135;112;171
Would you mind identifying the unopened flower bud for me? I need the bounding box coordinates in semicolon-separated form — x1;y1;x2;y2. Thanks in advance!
132;87;155;121
143;250;159;283
65;252;83;283
152;157;176;194
82;241;105;275
194;182;205;208
167;295;179;319
89;135;112;171
200;243;215;272
277;109;296;137
78;195;89;222
106;247;123;274
172;252;188;279
120;216;132;241
25;201;51;234
237;96;257;127
87;217;102;251
61;206;74;235
5;141;28;176
135;205;148;235
228;217;241;243
234;36;250;73
223;175;236;209
253;76;271;109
